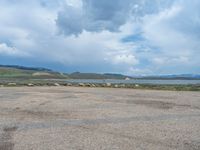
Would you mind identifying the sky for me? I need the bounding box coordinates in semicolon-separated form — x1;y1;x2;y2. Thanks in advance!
0;0;199;75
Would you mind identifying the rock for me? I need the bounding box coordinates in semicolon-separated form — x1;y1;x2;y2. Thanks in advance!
54;83;60;86
67;83;72;86
85;83;91;87
79;83;85;87
95;84;100;87
114;84;119;88
8;83;17;86
99;84;104;87
135;84;139;87
106;83;111;87
28;83;34;86
91;84;96;87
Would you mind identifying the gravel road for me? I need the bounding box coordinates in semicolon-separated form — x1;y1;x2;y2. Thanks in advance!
0;87;200;150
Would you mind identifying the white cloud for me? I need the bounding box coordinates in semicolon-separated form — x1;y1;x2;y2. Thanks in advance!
0;43;28;56
153;56;190;65
134;0;200;74
56;0;132;35
56;0;174;36
0;0;199;74
111;54;138;65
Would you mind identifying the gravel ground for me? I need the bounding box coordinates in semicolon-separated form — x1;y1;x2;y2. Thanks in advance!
0;87;200;150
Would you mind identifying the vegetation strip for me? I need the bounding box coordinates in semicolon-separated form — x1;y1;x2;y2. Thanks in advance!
0;80;200;91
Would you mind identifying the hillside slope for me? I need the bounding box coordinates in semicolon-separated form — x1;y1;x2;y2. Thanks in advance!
0;65;68;79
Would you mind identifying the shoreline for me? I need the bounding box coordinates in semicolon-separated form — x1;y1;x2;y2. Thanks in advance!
0;81;200;91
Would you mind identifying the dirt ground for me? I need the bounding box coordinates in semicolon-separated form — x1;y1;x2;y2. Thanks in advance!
0;87;200;150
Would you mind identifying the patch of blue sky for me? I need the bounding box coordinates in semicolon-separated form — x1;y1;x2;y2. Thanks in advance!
121;33;145;43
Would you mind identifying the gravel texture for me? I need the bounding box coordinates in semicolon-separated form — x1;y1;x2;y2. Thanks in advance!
0;87;200;150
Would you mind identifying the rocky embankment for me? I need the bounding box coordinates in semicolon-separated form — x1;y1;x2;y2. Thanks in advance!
0;81;200;91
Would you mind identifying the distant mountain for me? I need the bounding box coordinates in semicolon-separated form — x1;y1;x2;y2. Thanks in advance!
0;65;199;80
103;73;133;79
0;65;52;72
165;74;200;79
68;72;132;79
133;74;200;80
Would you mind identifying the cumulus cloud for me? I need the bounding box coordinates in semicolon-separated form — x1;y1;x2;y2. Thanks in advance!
0;43;28;56
56;0;132;35
56;0;174;36
139;0;200;73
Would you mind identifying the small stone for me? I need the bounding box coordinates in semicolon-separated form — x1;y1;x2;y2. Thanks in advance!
135;84;139;87
91;84;96;87
67;83;72;86
28;83;34;86
54;83;60;86
8;83;17;86
85;83;91;87
106;83;111;87
79;83;85;87
114;84;119;88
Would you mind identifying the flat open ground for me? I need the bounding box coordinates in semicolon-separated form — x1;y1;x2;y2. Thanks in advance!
0;87;200;150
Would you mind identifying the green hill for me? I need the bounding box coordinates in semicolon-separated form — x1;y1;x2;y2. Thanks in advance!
0;65;131;80
0;65;68;79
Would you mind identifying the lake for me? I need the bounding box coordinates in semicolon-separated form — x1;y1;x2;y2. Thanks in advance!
63;79;200;85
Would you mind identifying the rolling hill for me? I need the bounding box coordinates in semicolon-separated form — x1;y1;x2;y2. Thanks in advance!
0;65;68;79
0;65;132;80
0;65;199;80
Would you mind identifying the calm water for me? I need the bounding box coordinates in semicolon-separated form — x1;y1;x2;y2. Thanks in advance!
63;79;200;85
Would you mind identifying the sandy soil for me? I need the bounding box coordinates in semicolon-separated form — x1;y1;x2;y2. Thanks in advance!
0;87;200;150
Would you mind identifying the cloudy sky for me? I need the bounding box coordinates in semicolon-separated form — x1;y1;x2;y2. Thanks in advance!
0;0;199;75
